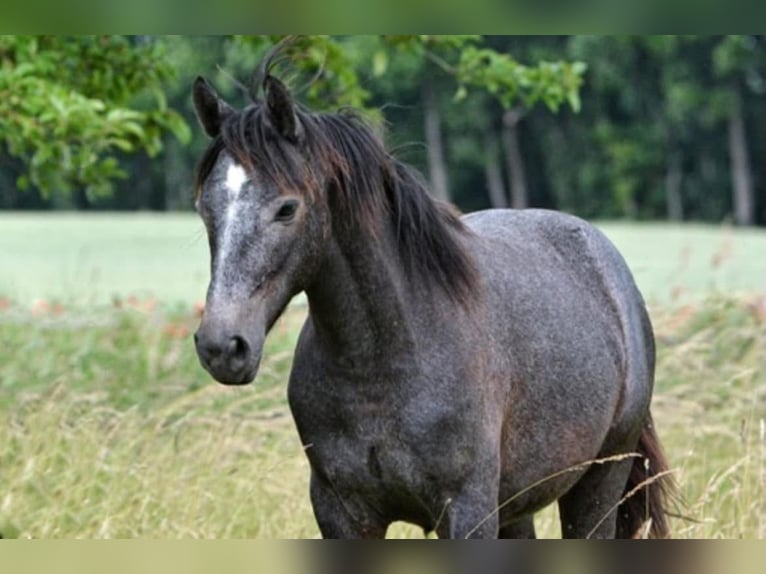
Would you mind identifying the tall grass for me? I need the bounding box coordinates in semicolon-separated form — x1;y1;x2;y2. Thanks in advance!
0;303;314;538
0;386;320;538
0;296;763;538
651;297;765;538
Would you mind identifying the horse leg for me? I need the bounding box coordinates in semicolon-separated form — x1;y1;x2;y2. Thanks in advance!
498;515;537;539
309;471;387;539
557;458;634;539
434;491;500;539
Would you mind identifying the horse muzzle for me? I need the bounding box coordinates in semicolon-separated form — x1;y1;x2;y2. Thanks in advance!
194;328;262;385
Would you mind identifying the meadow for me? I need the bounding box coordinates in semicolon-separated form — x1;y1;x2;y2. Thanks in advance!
1;213;765;307
0;213;764;538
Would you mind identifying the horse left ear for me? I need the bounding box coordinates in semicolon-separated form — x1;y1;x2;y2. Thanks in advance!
264;76;302;143
192;76;233;138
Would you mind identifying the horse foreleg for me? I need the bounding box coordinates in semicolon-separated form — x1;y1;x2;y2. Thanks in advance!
433;492;500;539
498;515;537;539
309;471;387;539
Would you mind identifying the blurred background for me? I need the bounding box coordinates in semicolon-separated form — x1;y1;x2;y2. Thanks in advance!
2;36;764;223
0;35;764;306
0;36;763;539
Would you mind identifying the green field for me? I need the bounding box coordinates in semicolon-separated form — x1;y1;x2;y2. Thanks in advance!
0;213;210;307
0;213;764;538
0;213;764;307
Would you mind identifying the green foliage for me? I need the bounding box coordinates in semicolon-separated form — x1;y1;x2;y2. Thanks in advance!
231;35;370;110
378;35;585;112
2;36;762;226
228;35;585;115
712;35;765;84
1;35;584;205
454;46;585;112
0;36;190;198
533;35;765;222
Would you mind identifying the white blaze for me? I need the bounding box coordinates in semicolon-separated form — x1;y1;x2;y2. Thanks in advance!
214;161;249;292
225;163;247;200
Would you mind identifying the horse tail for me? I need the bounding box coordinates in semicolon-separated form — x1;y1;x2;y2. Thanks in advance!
617;414;675;538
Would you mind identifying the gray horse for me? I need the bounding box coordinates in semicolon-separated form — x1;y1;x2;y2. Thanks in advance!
191;56;673;539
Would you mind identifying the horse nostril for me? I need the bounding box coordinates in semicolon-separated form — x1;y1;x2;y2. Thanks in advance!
228;335;249;361
193;332;199;345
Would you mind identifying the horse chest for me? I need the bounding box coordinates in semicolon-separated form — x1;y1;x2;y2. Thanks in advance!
300;397;426;484
309;425;409;486
289;372;479;524
306;421;468;529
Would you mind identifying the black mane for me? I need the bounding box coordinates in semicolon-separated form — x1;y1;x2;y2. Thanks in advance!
195;95;478;305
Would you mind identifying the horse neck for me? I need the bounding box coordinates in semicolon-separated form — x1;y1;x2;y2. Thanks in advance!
304;218;418;366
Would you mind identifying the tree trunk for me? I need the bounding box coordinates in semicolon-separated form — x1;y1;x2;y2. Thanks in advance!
665;153;683;221
728;89;754;226
143;152;166;211
73;187;91;210
502;108;528;209
483;128;508;208
422;82;449;202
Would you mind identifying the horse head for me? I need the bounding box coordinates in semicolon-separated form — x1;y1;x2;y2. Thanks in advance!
191;74;328;385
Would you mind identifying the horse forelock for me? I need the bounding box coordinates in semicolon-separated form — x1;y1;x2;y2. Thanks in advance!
194;100;479;305
194;104;323;200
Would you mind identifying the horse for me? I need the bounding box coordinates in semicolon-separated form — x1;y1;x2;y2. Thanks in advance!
190;54;673;539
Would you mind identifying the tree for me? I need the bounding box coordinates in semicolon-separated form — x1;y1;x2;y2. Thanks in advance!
502;36;763;226
712;35;764;226
1;35;585;209
355;36;584;203
0;36;190;204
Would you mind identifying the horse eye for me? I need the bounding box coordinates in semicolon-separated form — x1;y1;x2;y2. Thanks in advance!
275;199;299;222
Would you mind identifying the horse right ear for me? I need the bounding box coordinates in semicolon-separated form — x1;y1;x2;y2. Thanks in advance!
264;75;302;143
192;76;233;138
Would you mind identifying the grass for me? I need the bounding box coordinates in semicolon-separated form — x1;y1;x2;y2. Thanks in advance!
650;297;766;538
596;221;766;306
0;296;763;538
0;213;764;306
0;303;313;538
0;212;209;306
0;213;764;538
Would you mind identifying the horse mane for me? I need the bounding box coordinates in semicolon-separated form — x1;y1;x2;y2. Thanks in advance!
195;90;478;305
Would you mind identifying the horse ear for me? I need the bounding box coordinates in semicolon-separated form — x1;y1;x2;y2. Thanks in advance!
264;75;302;143
192;76;233;138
